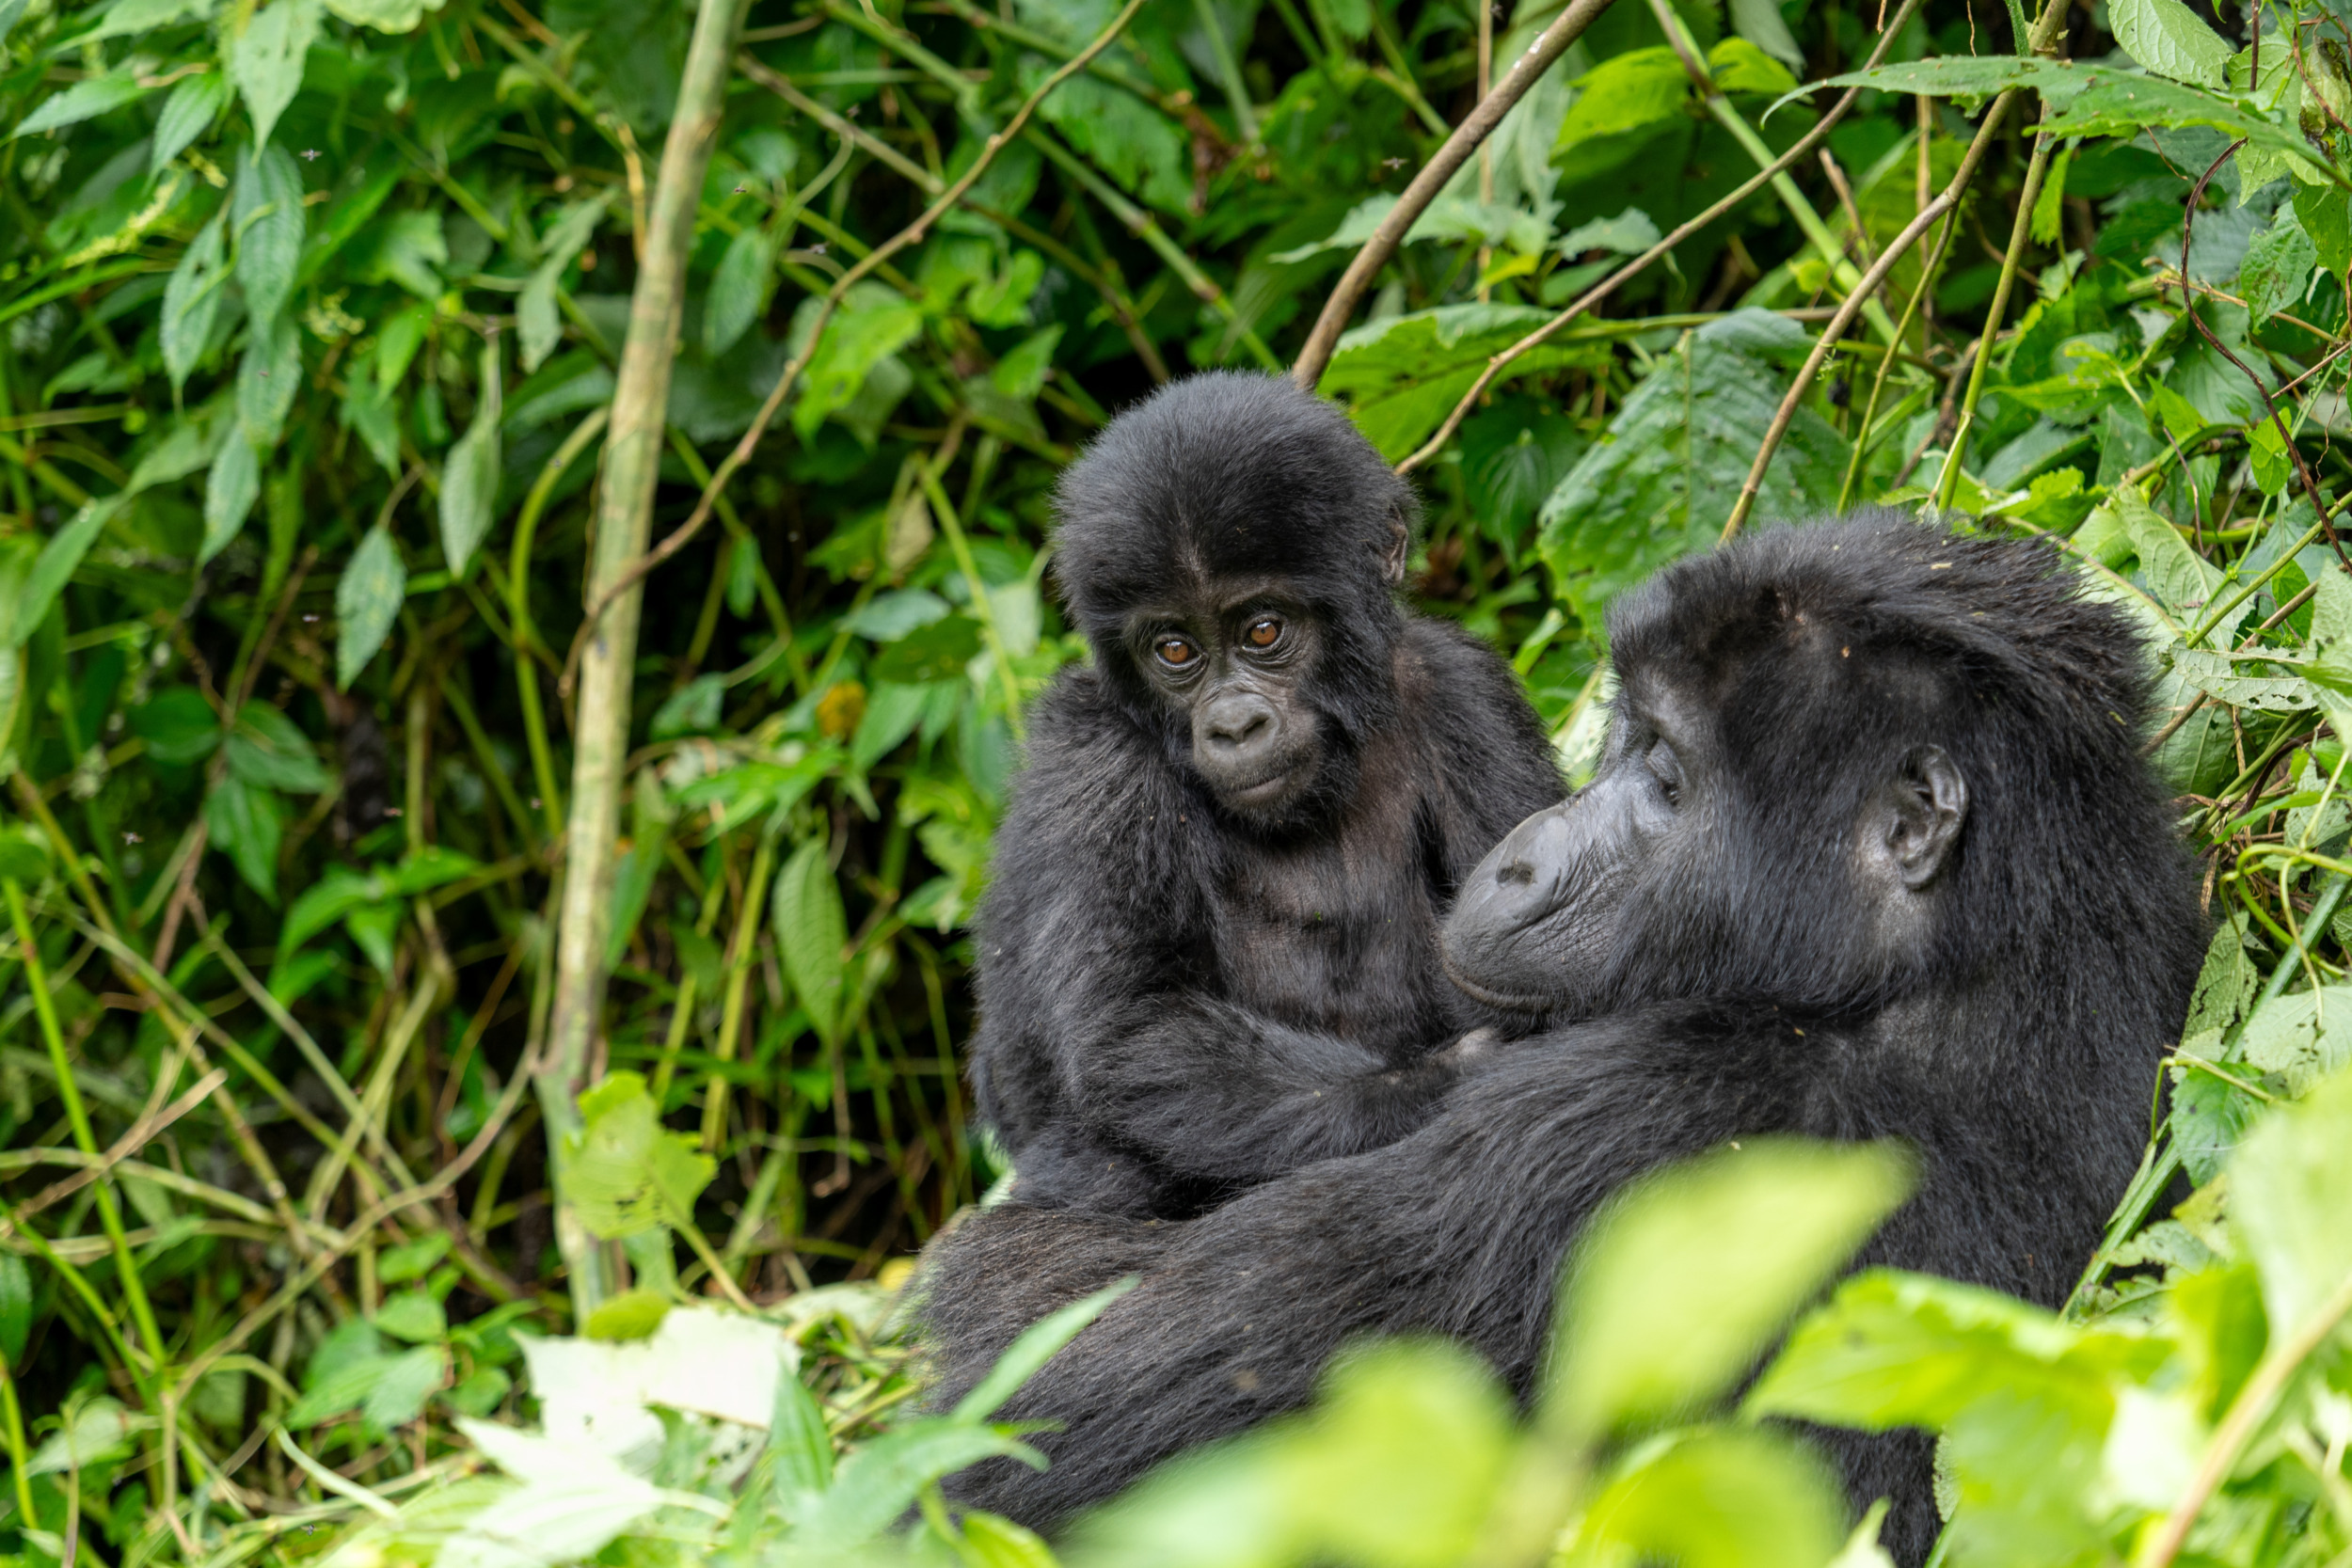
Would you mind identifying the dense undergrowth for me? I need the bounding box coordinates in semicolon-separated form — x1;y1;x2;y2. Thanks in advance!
6;0;2352;1560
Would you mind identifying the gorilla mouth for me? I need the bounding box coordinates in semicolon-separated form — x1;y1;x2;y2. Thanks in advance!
1438;945;1559;1014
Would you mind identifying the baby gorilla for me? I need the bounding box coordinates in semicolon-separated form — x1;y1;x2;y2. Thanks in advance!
920;517;2206;1563
967;372;1565;1221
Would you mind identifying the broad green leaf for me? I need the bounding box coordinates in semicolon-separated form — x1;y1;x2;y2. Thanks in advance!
2248;418;2294;496
581;1289;669;1341
439;337;503;575
2298;184;2352;276
2232;1060;2352;1331
991;325;1061;401
793;1424;1042;1553
440;1428;660;1568
131;687;222;764
961;1514;1057;1568
206;775;284;901
2108;0;2231;87
163;207;230;391
0;826;50;885
238;309;301;444
232;142;305;330
1548;1139;1912;1438
227;704;331;792
704;224;777;357
342;372;402;476
852;682;931;771
11;71;153;138
953;1279;1136;1420
337;525;407;689
0;1253;29;1367
772;836;849;1044
1539;311;1848;623
848;587;948;648
1580;1428;1847;1568
326;0;445;30
1040;71;1190;217
230;0;324;150
768;1370;835;1497
201;435;261;563
791;283;923;442
26;1399;136;1475
63;0;217;44
279;865;385;953
2108;482;2217;626
151;70;230;175
517;199;603;372
564;1070;717;1239
1559;208;1661;257
2169;647;2314;712
2239;205;2314;330
374;1290;447;1343
361;1344;446;1429
378;1232;452;1282
129;417;219;494
12;496;120;650
1320;303;1603;461
351;210;448;298
1728;0;1804;69
1556;48;1692;160
1709;37;1797;97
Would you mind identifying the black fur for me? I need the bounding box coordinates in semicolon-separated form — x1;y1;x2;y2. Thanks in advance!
968;372;1565;1220
919;517;2206;1562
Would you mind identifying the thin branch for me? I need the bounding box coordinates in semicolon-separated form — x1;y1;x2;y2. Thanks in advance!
1290;0;1618;390
1393;0;1929;477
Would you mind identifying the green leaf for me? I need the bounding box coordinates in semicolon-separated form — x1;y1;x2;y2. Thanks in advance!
227;704;331;792
337;525;407;689
378;1231;452;1282
361;1344;445;1429
232;142;306;330
2232;1060;2352;1333
1040;72;1189;217
1539;311;1848;624
132;687;222;764
345;900;402;973
2239;205;2314;331
0;1253;29;1367
351;210;448;298
1548;1139;1913;1438
1556;48;1692;161
2169;646;2313;712
325;0;446;31
1727;0;1804;69
705;225;777;357
12;497;119;651
771;836;849;1045
163;208;230;392
11;71;153;138
202;436;261;565
2297;184;2352;277
129;417;220;495
990;325;1062;402
238;310;301;445
768;1370;835;1497
1709;37;1798;97
791;283;923;442
2108;0;2231;87
0;826;53;884
581;1288;670;1341
342;372;402;477
564;1070;717;1239
517;199;603;372
953;1279;1136;1421
279;865;384;953
1320;303;1604;461
206;775;284;902
794;1424;1043;1554
439;337;502;576
151;70;230;176
374;1290;447;1343
230;0;324;150
960;1513;1058;1568
1580;1428;1847;1568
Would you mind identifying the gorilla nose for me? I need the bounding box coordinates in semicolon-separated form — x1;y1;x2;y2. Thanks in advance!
1203;694;1279;755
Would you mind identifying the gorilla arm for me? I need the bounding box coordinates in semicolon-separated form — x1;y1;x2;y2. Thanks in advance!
933;1011;1794;1528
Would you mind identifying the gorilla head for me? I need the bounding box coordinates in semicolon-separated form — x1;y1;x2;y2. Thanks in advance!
1445;515;2173;1027
1049;372;1416;825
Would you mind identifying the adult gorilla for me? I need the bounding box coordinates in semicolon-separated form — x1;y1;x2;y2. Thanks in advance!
917;517;2206;1562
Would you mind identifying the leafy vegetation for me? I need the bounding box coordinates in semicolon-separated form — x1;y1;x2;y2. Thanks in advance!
8;0;2352;1560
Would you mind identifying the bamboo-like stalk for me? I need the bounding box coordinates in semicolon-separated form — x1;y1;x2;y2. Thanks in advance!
1290;0;1618;391
539;0;756;1321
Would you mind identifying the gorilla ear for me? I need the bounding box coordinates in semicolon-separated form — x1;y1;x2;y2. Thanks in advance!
1381;515;1411;586
1875;745;1967;891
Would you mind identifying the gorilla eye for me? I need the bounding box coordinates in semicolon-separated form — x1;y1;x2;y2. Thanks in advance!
1646;738;1684;804
1245;617;1282;649
1155;637;1199;668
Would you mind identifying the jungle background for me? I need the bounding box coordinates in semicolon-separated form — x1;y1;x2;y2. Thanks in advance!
8;0;2352;1560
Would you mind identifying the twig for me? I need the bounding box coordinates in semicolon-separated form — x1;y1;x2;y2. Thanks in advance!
7;1069;226;1227
1393;0;1928;476
1291;0;1617;389
558;0;1150;705
1723;87;2019;540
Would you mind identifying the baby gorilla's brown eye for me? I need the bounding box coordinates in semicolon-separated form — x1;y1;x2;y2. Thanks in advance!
1156;637;1198;667
1246;617;1282;649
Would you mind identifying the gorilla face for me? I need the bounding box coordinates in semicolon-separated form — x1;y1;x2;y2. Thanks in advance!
1438;685;1692;1015
1127;587;1330;822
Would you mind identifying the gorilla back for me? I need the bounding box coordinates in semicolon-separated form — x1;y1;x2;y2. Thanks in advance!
920;516;2205;1562
967;372;1562;1218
